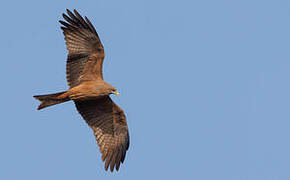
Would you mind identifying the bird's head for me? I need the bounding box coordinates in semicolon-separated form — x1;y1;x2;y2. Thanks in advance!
102;83;119;96
110;88;119;96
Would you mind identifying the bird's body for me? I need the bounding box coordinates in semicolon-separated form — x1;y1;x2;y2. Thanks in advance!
59;80;116;100
34;9;129;172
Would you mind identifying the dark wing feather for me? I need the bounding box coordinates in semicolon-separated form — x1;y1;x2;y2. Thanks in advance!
60;9;104;88
74;96;129;172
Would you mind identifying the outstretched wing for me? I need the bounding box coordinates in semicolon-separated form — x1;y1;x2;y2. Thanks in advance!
60;9;105;88
74;96;129;172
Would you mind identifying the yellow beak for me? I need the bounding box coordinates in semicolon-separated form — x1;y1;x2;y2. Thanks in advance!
114;91;120;96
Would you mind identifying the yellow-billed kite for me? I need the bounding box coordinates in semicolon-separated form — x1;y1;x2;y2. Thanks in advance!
34;9;129;172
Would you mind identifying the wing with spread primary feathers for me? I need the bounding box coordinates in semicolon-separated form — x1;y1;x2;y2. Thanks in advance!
74;96;129;172
60;9;105;88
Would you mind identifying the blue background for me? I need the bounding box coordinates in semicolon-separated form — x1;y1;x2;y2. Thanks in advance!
1;0;290;179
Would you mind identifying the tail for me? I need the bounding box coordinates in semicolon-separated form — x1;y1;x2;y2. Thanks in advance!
33;91;70;110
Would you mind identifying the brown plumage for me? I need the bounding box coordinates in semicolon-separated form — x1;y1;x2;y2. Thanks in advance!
33;9;129;172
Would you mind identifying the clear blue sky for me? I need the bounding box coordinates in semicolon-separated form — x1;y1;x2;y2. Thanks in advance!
1;0;290;179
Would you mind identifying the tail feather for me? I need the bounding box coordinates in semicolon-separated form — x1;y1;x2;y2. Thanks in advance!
33;91;70;110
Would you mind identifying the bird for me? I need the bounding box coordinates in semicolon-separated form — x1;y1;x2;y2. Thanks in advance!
33;9;129;172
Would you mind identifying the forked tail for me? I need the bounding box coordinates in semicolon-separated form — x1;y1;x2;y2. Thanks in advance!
33;91;70;110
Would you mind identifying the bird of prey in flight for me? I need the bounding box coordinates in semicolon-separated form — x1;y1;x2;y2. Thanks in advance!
34;9;129;172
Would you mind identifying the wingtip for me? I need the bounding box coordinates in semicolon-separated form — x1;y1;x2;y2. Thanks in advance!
115;166;120;171
104;164;109;171
73;9;79;14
